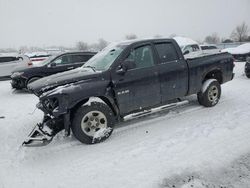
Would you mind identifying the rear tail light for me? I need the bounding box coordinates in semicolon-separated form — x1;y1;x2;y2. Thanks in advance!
28;61;33;66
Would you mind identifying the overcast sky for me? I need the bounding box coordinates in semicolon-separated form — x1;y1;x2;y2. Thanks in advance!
0;0;249;48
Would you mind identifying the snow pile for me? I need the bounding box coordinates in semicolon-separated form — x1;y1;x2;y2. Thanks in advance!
222;43;250;55
173;36;199;48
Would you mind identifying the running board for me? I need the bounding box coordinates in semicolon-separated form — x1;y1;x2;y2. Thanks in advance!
123;100;189;121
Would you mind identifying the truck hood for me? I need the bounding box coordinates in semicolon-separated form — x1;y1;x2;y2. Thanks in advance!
28;67;102;96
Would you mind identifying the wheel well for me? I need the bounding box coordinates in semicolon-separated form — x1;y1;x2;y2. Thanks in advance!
26;76;42;84
203;70;223;84
26;76;42;87
70;96;118;121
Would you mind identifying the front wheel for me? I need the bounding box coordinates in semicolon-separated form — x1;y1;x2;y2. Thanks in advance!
197;79;221;107
71;101;115;144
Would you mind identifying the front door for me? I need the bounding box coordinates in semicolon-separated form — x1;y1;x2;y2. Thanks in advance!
46;54;76;76
112;44;161;115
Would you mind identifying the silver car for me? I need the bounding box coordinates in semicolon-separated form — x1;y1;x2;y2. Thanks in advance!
0;54;29;78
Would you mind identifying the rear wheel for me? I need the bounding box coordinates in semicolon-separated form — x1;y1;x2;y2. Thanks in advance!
197;79;221;107
71;101;115;144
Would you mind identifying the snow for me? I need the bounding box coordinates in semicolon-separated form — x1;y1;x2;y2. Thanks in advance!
201;79;217;93
173;36;199;48
84;97;106;106
0;62;250;187
222;43;250;55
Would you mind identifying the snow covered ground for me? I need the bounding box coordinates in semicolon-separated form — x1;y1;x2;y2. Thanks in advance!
0;62;250;188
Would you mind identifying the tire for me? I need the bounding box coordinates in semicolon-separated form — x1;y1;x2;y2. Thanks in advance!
71;101;115;144
26;77;41;87
246;74;250;78
197;79;221;107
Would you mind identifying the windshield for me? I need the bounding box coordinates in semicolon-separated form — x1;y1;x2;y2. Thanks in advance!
82;43;126;71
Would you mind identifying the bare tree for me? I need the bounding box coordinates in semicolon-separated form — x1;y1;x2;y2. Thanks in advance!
125;34;137;40
96;38;108;51
19;46;29;54
204;33;220;44
169;33;177;38
154;34;163;38
231;22;249;42
76;41;89;51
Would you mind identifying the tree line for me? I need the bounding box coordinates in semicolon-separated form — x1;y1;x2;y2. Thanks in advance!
204;22;250;44
0;22;249;53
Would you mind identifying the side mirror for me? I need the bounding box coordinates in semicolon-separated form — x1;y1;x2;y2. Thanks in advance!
116;60;136;75
50;62;56;67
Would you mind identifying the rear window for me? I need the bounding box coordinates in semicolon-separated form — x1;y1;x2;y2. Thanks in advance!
191;45;200;51
0;56;18;63
155;43;179;63
201;46;217;50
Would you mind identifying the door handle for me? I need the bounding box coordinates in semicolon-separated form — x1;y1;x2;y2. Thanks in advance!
67;67;74;70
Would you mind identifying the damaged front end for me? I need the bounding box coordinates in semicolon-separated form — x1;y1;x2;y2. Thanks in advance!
23;86;72;147
22;116;64;146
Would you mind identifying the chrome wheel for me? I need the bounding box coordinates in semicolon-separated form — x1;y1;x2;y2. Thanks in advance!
208;85;219;103
80;111;107;137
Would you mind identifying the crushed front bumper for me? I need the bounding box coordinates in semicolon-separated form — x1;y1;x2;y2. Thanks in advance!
23;115;64;147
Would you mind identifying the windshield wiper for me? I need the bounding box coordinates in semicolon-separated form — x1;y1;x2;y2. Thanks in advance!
84;65;96;72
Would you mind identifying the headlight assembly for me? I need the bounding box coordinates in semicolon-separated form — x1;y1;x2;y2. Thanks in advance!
11;72;24;78
42;98;59;112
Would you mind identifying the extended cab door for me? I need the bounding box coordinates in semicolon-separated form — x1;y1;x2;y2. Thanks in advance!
153;42;189;103
112;44;161;115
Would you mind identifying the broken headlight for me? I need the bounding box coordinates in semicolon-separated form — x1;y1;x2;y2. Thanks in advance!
42;98;59;113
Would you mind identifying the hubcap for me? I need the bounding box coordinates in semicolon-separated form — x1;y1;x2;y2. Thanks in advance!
208;85;219;103
81;111;107;137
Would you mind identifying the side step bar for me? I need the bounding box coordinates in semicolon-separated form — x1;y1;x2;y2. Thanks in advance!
124;100;189;121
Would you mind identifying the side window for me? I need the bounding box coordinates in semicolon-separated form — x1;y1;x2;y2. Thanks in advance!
53;55;70;65
125;45;154;69
183;45;193;53
155;43;179;63
191;45;200;52
70;55;82;63
0;56;17;63
71;55;93;63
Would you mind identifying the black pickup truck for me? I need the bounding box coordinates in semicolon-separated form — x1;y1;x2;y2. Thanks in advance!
23;38;234;146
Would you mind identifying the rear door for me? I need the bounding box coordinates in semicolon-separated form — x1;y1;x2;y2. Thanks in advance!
153;42;189;103
112;44;161;115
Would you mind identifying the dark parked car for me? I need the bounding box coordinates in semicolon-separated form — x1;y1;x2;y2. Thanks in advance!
245;57;250;78
23;38;234;146
11;52;96;89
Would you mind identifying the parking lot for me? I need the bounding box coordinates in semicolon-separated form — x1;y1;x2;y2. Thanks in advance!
0;62;250;187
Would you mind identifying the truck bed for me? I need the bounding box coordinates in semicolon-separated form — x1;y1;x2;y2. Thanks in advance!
185;51;234;95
